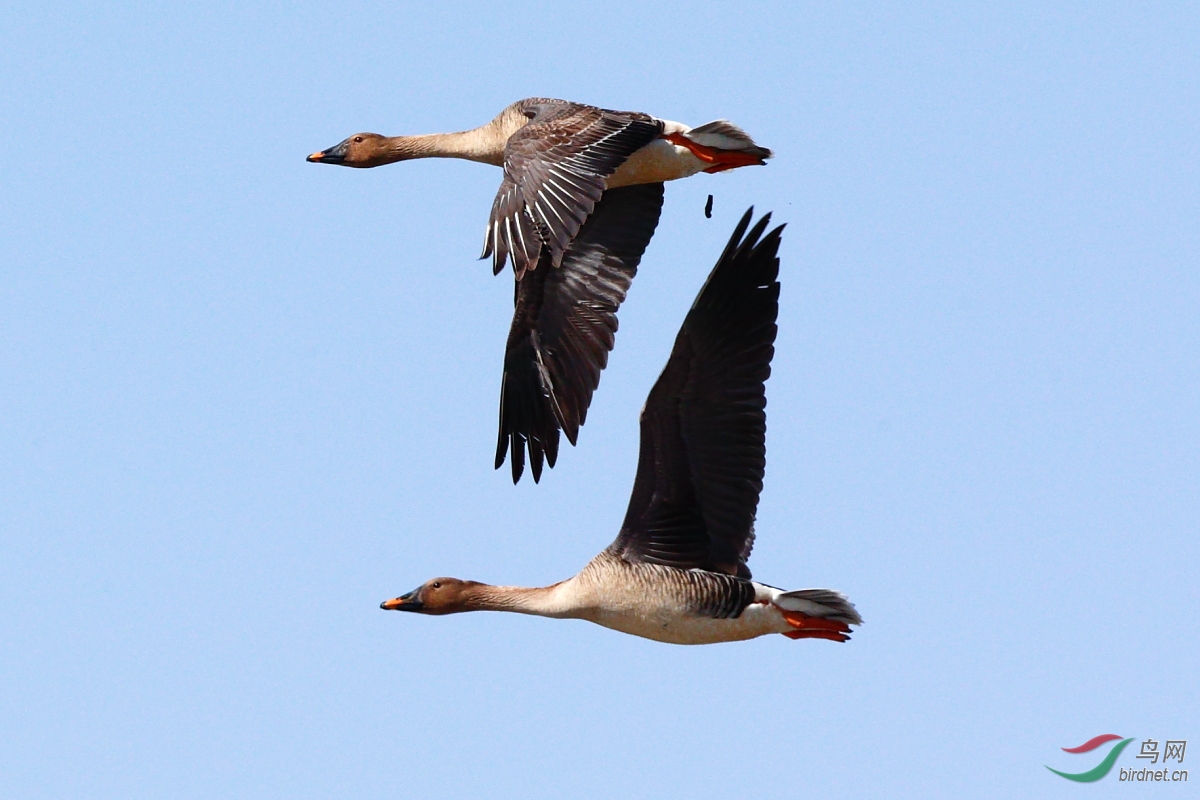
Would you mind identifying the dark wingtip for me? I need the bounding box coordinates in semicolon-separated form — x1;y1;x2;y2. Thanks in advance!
529;440;544;483
495;375;511;471
742;212;773;254
509;435;525;484
719;207;755;263
726;208;786;272
687;207;783;313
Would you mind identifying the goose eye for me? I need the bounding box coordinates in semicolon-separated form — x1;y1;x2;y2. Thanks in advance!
353;136;363;143
431;581;441;589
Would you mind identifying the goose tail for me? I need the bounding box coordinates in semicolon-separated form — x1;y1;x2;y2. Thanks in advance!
685;120;773;161
773;588;862;642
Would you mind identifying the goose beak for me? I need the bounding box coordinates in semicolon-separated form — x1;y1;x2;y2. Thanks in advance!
307;140;348;164
380;588;423;612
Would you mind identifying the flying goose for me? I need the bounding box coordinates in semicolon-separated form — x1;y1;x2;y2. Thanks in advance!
308;98;772;482
380;210;862;645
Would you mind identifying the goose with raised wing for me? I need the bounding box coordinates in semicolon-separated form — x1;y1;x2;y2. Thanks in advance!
308;98;771;482
380;210;861;645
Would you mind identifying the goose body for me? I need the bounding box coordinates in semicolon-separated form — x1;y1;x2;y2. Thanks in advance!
308;99;771;482
560;554;852;645
381;211;862;646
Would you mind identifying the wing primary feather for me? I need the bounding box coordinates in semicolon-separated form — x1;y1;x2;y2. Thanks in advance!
608;208;784;577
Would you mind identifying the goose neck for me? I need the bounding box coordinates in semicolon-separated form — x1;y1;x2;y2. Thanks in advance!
466;582;578;618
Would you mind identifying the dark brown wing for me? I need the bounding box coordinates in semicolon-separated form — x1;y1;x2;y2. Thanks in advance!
481;98;663;279
608;210;783;578
495;182;665;483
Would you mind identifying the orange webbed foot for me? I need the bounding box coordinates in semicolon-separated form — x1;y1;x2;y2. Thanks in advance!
663;132;768;173
783;629;851;642
778;608;853;642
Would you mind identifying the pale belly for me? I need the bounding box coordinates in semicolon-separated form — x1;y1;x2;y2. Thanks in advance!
587;602;788;645
606;139;709;188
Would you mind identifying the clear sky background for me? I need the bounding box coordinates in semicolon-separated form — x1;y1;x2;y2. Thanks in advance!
2;2;1197;798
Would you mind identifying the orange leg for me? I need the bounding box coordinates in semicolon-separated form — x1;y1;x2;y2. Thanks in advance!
663;132;768;174
783;629;850;642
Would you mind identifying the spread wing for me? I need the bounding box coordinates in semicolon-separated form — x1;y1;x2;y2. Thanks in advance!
495;182;665;483
481;98;663;279
608;210;783;578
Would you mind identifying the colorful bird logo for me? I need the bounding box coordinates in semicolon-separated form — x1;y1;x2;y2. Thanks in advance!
1046;734;1135;782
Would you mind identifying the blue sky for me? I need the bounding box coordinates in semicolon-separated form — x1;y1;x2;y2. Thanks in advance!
2;2;1196;798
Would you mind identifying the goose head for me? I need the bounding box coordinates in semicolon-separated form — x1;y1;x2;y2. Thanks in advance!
380;578;482;614
307;133;397;168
